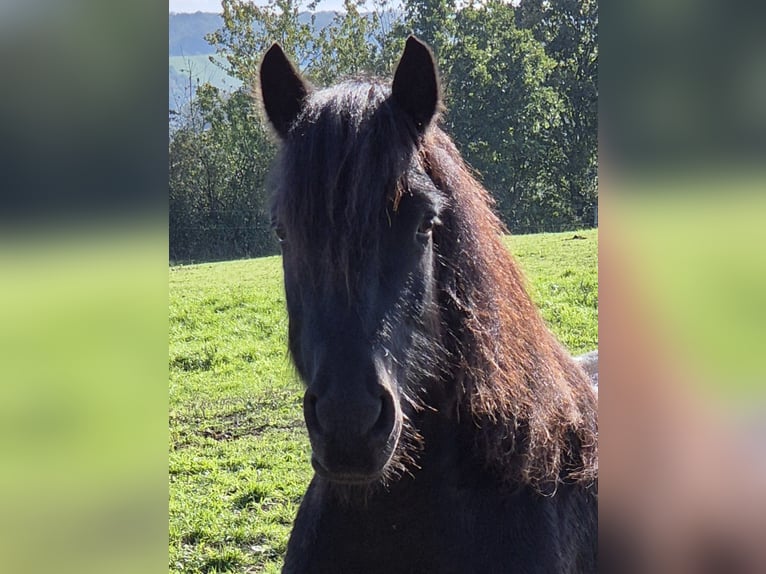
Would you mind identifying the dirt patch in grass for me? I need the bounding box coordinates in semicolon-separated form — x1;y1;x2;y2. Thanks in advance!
200;419;304;442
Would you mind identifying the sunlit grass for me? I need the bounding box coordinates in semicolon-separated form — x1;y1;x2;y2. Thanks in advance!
168;228;598;573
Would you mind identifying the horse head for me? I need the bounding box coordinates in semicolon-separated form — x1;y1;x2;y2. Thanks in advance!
261;38;445;485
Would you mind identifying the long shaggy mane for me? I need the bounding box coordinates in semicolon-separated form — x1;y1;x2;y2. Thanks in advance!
422;129;598;490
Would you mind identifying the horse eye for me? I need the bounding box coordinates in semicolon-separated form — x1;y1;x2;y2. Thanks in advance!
417;216;439;238
274;224;287;243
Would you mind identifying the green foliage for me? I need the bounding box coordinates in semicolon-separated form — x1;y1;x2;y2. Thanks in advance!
516;0;599;226
310;0;394;83
169;230;597;572
169;84;278;262
396;0;598;231
208;0;320;85
445;0;569;232
398;0;455;60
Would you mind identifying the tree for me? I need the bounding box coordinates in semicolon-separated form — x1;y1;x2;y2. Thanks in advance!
446;0;569;231
516;0;598;226
169;84;277;261
311;0;393;84
207;0;320;85
398;0;456;61
171;0;396;262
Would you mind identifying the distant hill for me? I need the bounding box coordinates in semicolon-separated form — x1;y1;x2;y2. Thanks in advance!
168;11;340;111
169;12;222;56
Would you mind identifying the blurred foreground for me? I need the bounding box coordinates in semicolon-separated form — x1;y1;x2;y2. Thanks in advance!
600;0;766;568
600;183;766;573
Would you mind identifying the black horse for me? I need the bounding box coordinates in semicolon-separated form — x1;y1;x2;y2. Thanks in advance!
260;37;598;574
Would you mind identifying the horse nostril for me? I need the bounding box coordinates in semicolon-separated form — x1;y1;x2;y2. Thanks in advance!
369;392;395;442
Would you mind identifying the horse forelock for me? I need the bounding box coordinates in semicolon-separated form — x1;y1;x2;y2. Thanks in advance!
270;79;420;296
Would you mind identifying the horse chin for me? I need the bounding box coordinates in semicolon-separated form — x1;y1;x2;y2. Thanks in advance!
311;458;383;485
311;420;402;486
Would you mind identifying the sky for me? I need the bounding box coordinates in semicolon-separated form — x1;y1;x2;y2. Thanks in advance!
169;0;350;13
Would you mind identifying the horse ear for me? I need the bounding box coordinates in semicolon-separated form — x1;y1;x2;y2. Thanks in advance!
260;43;310;138
392;36;440;132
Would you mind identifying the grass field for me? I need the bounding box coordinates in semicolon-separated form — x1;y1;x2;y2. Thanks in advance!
169;228;597;573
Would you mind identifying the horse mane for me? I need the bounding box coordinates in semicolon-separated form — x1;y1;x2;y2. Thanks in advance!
421;128;598;491
270;79;597;491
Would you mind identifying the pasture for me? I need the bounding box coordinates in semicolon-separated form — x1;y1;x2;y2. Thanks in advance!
169;228;598;573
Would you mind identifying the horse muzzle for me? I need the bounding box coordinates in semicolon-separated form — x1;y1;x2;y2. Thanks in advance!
303;386;401;483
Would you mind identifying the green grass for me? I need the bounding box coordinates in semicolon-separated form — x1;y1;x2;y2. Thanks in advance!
503;230;598;354
169;228;597;573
